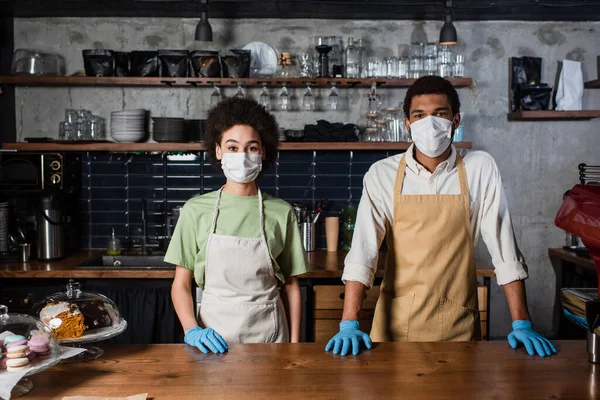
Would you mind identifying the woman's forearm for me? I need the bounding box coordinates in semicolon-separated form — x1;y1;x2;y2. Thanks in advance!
282;277;302;343
171;266;199;333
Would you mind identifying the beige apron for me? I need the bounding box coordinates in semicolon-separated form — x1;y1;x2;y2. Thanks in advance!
199;188;289;344
370;153;480;342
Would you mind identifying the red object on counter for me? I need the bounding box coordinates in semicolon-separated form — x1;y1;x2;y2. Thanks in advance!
555;184;600;298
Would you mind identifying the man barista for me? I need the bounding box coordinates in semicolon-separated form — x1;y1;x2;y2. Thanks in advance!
325;76;556;357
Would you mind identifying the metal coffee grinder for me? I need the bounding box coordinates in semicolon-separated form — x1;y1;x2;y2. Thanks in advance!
36;192;65;261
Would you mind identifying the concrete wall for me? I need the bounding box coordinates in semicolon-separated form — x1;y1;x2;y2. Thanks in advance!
13;17;600;338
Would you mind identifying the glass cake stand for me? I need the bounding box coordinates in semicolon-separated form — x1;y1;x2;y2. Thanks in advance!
57;319;128;363
30;280;128;363
0;305;61;398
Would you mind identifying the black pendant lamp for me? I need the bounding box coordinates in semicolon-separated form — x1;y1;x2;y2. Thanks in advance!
439;0;457;45
195;0;213;42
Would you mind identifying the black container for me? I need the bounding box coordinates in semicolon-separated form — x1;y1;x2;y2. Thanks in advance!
82;49;114;77
129;51;159;77
158;50;189;77
189;50;221;77
114;51;129;77
221;49;251;78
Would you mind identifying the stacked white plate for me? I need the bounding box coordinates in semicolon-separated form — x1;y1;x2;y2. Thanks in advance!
111;110;146;142
0;202;8;253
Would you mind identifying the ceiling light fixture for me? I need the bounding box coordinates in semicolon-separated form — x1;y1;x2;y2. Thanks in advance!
195;0;213;42
439;0;457;45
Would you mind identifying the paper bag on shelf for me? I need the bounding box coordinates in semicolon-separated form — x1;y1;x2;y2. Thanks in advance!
555;60;583;111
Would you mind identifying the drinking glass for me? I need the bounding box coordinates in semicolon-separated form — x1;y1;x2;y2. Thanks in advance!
328;83;339;111
58;122;73;140
398;58;409;78
302;83;315;111
234;82;245;99
299;52;314;78
210;84;222;108
452;54;465;78
65;109;78;124
279;83;290;111
90;116;105;140
387;56;399;78
259;83;271;110
367;82;381;117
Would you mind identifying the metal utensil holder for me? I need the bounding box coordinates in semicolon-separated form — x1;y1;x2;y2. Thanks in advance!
300;222;316;252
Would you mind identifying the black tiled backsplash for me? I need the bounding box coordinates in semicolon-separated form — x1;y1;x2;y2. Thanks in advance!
80;150;403;249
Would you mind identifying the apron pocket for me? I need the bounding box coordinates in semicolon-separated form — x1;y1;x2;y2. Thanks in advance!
371;293;414;342
200;300;278;344
438;296;480;341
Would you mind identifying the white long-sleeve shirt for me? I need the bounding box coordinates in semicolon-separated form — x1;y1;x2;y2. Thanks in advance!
342;144;528;288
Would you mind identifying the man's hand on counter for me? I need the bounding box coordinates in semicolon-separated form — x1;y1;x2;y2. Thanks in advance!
507;320;557;357
184;326;229;354
325;320;372;356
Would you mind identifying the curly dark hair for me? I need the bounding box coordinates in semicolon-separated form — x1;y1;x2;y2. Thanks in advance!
403;75;461;118
204;97;279;172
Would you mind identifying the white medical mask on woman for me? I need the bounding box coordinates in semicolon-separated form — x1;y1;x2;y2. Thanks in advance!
220;152;263;183
409;116;454;158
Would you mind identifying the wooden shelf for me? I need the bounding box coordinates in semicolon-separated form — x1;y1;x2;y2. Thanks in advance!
0;141;472;152
0;76;473;89
584;79;600;89
507;110;600;121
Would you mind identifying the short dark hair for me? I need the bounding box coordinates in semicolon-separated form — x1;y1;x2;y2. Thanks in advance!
204;98;279;172
402;75;461;118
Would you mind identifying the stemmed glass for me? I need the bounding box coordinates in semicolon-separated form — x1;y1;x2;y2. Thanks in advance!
279;83;290;111
302;83;315;111
328;82;339;111
210;84;222;108
234;82;245;99
259;83;271;110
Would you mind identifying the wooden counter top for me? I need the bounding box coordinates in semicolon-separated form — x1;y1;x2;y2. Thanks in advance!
25;342;593;399
549;247;596;271
0;250;495;279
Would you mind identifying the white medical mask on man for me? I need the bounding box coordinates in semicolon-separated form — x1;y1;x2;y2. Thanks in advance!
220;152;263;183
409;116;454;158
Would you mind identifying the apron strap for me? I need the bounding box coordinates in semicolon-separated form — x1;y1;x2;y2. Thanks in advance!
455;153;469;197
393;146;469;199
393;154;408;203
209;187;224;234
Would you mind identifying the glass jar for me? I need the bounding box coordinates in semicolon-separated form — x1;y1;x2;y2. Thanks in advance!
275;52;297;78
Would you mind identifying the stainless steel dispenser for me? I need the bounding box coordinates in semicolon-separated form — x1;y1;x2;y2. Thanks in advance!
36;193;65;260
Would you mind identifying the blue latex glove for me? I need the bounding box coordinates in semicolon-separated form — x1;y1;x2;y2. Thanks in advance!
184;326;228;354
507;320;557;357
564;309;589;331
325;320;372;356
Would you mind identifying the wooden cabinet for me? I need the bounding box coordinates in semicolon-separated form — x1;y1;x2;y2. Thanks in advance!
313;283;489;342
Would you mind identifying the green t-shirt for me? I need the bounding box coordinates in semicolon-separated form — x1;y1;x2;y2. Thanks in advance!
164;190;309;288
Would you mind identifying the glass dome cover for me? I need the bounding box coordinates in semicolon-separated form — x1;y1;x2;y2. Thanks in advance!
0;304;61;376
31;280;126;344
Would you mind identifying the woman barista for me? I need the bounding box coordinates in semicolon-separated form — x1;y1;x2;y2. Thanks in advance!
166;98;308;353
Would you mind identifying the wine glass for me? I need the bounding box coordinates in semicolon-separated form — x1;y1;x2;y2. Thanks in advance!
210;84;222;108
328;82;339;111
302;83;315;111
259;83;271;110
279;83;290;111
234;82;245;99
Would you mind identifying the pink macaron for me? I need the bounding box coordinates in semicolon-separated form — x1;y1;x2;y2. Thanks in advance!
5;339;28;348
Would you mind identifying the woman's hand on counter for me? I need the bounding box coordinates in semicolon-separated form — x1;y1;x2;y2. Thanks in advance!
185;326;229;354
